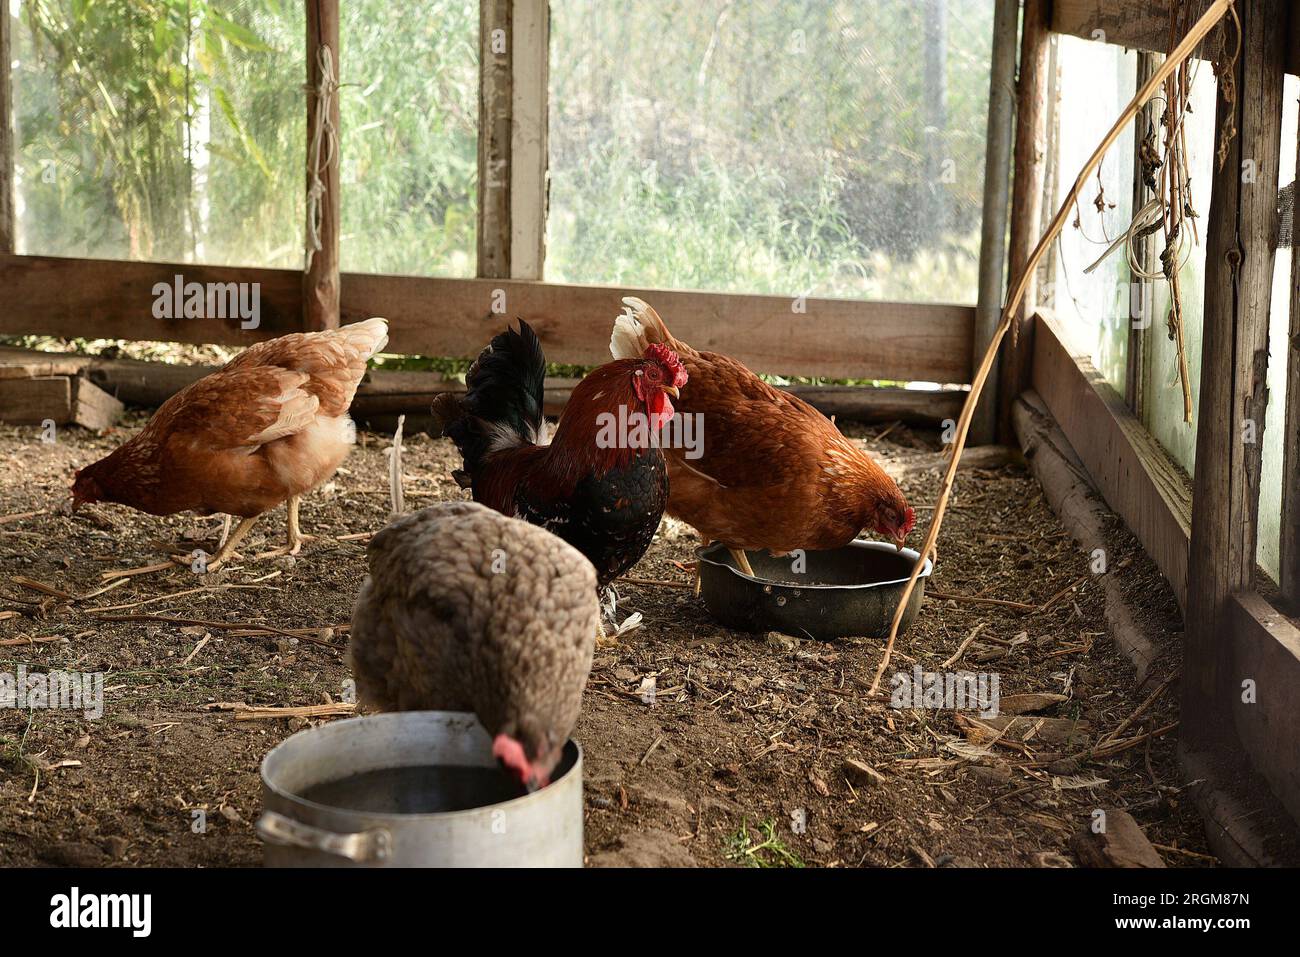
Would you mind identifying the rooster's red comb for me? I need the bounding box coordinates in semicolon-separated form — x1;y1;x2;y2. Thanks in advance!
646;343;688;388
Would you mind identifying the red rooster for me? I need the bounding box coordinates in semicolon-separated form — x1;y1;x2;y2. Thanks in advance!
432;320;687;592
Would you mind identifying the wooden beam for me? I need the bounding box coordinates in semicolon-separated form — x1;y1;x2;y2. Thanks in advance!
1126;51;1161;417
0;255;304;347
1282;126;1300;609
996;0;1050;443
0;253;975;382
0;4;13;254
1230;591;1300;826
304;0;341;330
0;375;122;430
477;0;512;278
1052;0;1300;75
0;346;961;425
510;0;548;280
971;0;1018;444
1184;0;1286;745
343;274;973;381
1032;310;1192;608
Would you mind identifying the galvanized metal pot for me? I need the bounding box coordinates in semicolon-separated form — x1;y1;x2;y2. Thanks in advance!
696;540;933;641
257;710;583;867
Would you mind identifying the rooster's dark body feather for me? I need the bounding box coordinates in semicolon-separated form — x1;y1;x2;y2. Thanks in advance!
433;320;673;587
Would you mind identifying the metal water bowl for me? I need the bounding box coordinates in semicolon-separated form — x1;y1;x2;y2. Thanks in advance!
257;711;583;867
696;539;932;641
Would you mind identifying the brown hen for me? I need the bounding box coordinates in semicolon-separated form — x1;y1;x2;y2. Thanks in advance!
609;298;914;577
71;318;388;569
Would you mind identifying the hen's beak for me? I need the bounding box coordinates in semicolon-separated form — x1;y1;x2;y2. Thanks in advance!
892;536;905;552
663;385;680;399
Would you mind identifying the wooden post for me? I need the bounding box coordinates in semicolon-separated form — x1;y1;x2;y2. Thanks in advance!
478;0;512;279
304;0;341;330
921;0;950;243
0;6;14;254
970;0;1018;444
1183;0;1285;744
1282;136;1300;610
1126;51;1161;418
509;0;548;281
996;0;1050;443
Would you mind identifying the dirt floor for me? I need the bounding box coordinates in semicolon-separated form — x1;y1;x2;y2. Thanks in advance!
0;414;1213;868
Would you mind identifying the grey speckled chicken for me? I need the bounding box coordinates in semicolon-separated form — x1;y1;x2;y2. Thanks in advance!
348;501;599;791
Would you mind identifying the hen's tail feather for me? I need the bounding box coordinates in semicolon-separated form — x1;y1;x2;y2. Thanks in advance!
611;296;677;361
339;316;390;359
433;320;547;484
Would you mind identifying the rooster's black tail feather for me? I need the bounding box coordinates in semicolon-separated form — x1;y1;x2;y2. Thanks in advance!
432;320;547;484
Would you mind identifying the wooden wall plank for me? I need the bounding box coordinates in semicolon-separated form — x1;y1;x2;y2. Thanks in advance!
996;0;1050;442
304;0;341;330
509;0;548;281
343;274;974;381
0;253;975;382
477;0;512;279
0;5;13;254
1230;591;1300;826
1184;0;1286;745
0;255;305;346
1032;310;1192;608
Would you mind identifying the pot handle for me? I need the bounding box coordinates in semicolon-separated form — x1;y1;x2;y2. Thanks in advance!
256;811;392;863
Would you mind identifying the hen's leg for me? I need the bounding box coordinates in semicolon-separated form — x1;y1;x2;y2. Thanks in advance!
728;547;756;578
205;516;260;572
595;616;616;648
286;495;306;555
257;495;313;559
691;533;709;597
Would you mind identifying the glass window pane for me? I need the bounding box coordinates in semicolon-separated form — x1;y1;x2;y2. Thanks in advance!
12;0;303;267
547;0;993;301
1257;73;1298;584
1049;35;1136;395
339;0;477;277
1141;64;1217;476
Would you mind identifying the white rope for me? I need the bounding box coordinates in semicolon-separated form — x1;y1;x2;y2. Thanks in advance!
305;43;339;273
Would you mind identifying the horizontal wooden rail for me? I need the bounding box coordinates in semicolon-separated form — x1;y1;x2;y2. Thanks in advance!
0;345;962;425
1052;0;1300;75
0;253;974;383
1031;310;1192;608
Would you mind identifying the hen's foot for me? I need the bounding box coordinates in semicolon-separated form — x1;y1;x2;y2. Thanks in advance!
203;515;261;572
728;547;756;578
595;619;618;649
257;496;314;559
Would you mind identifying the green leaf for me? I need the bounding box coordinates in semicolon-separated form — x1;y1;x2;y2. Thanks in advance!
205;12;275;53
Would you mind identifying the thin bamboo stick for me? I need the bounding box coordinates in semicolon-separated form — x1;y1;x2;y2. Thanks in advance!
868;0;1238;695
